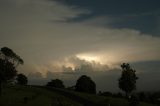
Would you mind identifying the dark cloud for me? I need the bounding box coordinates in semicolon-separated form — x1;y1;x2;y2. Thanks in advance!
54;0;160;36
129;61;160;91
55;0;160;15
27;60;160;92
28;72;43;79
132;60;160;73
27;72;47;85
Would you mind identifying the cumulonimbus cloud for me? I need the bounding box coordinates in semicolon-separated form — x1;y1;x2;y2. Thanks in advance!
0;0;160;78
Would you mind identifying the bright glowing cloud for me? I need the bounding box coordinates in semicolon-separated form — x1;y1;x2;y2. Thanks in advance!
76;54;101;63
0;0;160;75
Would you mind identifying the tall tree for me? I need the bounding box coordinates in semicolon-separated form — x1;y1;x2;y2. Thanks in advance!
0;47;24;95
16;74;28;85
118;63;138;97
75;75;96;94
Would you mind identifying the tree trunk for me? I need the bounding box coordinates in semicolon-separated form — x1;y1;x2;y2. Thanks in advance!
125;92;129;99
125;92;127;97
126;92;131;101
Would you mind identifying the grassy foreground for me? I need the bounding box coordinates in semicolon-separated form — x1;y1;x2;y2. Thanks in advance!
0;85;156;106
0;85;82;106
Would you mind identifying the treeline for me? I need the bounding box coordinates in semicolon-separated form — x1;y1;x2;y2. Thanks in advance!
1;47;160;106
46;75;96;94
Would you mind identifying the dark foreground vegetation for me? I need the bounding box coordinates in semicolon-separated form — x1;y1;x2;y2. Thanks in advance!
0;47;160;106
0;85;157;106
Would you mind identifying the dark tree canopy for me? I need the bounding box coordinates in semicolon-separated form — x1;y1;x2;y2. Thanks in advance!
46;79;65;88
0;47;24;95
0;59;17;83
75;75;96;94
1;47;24;67
16;74;28;85
118;63;138;97
0;47;24;82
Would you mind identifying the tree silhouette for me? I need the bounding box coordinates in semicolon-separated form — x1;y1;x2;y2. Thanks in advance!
46;79;65;88
118;63;138;98
75;75;96;94
1;47;24;67
0;47;24;95
16;74;28;85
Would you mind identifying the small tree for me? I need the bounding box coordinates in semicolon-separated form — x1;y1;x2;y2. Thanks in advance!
75;75;96;94
118;63;138;98
16;74;28;85
46;79;65;88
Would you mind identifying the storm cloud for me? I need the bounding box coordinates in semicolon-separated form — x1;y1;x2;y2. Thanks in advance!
0;0;160;92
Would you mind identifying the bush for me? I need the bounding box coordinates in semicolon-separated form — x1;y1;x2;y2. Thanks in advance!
75;75;96;94
16;74;28;85
46;79;65;88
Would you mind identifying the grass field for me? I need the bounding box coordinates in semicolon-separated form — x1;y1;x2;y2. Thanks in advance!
0;85;156;106
62;89;156;106
0;86;82;106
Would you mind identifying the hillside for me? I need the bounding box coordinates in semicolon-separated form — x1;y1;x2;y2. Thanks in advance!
0;85;82;106
0;85;156;106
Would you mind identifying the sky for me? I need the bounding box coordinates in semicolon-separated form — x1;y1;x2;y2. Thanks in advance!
0;0;160;92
